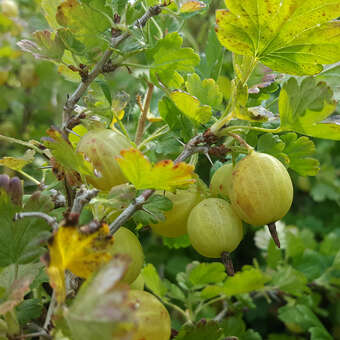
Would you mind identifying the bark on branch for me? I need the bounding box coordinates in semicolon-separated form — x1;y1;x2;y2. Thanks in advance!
62;5;164;131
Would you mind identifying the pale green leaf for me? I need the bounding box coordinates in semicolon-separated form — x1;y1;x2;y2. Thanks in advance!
317;63;340;100
174;320;223;340
216;0;340;75
147;32;200;88
141;264;167;298
185;73;223;108
170;91;212;124
257;133;320;176
188;262;227;286
223;266;271;296
270;266;309;297
279;77;340;140
280;133;320;176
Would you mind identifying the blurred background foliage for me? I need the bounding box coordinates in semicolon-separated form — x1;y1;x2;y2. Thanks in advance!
0;0;340;339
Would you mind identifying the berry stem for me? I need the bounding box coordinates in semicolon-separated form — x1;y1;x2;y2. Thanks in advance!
221;252;235;276
268;222;280;248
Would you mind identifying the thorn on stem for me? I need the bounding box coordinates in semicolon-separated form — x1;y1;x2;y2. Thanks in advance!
221;251;235;276
268;222;280;248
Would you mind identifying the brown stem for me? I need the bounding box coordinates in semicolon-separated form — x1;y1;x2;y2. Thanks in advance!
67;186;99;225
268;222;280;248
61;5;164;131
228;132;252;151
135;83;154;145
221;251;235;276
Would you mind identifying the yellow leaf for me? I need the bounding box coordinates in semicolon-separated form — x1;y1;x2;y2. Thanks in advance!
180;0;206;13
0;150;35;171
116;148;195;191
46;224;114;304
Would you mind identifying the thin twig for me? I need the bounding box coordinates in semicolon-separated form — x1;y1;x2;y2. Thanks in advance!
228;132;252;151
14;212;58;231
135;83;154;145
62;5;164;130
67;185;99;225
40;291;56;340
16;332;52;339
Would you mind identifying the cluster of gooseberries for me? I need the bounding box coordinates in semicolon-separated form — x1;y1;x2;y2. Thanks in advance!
76;128;294;339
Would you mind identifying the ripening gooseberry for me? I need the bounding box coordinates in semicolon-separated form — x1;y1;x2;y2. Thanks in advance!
150;183;205;238
210;163;233;198
127;290;171;340
76;129;131;191
187;198;243;258
229;151;293;227
110;227;144;284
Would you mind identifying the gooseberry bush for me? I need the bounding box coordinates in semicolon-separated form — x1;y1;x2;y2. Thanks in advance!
0;0;340;339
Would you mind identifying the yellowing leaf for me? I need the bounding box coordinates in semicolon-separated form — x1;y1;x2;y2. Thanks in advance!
0;276;33;315
180;1;206;13
0;150;35;171
216;0;340;75
170;90;212;124
46;224;114;304
116;148;195;191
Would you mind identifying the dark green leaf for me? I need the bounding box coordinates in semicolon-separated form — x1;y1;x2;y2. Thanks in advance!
0;191;53;266
158;96;194;141
199;28;224;79
293;249;333;281
133;194;173;225
16;299;43;325
174;320;223;340
266;239;283;268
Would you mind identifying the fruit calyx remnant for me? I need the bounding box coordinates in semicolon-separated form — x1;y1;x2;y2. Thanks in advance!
221;251;235;276
268;222;280;248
